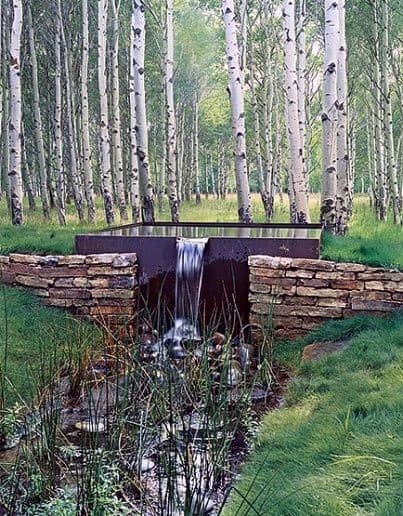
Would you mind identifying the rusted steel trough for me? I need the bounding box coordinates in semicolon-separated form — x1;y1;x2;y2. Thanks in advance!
75;222;322;328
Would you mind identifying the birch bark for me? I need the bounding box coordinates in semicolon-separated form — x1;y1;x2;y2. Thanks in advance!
27;2;50;219
372;0;387;220
165;0;179;222
133;0;154;222
98;0;115;224
296;0;307;182
193;94;201;204
111;0;128;221
320;0;339;232
222;0;252;223
1;9;9;203
21;125;36;211
8;0;23;224
249;43;271;221
380;0;401;224
129;7;140;222
54;13;66;225
282;0;310;223
335;0;349;234
59;0;85;223
81;0;95;222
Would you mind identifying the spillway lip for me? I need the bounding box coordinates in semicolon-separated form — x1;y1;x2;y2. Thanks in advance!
82;221;323;233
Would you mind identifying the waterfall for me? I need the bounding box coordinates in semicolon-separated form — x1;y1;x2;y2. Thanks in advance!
164;237;207;358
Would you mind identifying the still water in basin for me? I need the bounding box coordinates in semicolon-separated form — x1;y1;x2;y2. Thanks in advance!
97;224;321;239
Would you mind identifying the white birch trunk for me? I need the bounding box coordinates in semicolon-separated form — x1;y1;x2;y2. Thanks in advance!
373;0;387;220
239;0;247;76
380;0;401;224
249;43;271;221
54;13;66;225
111;0;128;221
320;0;339;232
98;0;115;224
81;0;95;222
158;59;166;213
27;2;49;219
59;0;85;223
297;0;307;182
262;0;275;218
21;126;36;211
193;94;201;204
165;0;179;222
177;111;184;203
133;0;154;222
335;0;349;234
222;0;252;223
369;109;378;209
8;0;23;225
282;0;310;223
129;9;140;222
2;11;9;202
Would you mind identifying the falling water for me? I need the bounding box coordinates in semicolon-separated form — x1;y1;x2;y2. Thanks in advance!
164;238;207;358
175;238;207;331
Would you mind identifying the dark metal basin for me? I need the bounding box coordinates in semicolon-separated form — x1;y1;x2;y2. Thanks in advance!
75;222;322;329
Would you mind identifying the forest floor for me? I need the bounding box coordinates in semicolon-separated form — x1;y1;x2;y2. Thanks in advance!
225;313;403;516
0;194;402;269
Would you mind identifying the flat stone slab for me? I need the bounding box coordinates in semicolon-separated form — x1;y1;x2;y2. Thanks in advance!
302;340;350;361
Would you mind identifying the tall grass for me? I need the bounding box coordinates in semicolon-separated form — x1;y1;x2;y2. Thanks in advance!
0;293;275;514
225;312;403;515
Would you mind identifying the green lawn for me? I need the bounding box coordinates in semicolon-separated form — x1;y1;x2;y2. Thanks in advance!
1;195;402;269
0;286;99;408
225;313;403;515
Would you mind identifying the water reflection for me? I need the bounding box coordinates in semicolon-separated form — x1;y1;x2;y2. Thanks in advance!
98;225;321;239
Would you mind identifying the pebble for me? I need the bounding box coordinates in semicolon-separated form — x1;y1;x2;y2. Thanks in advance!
74;420;105;433
141;458;155;473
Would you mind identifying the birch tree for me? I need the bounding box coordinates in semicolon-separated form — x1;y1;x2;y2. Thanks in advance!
110;0;128;221
133;0;155;222
379;0;401;224
282;0;310;223
222;0;252;223
1;4;9;202
81;0;96;222
54;11;66;225
193;93;201;204
296;0;307;182
335;0;349;235
27;1;50;219
8;0;23;225
59;0;85;223
165;0;179;222
248;39;271;221
320;0;339;232
98;0;115;224
129;6;140;222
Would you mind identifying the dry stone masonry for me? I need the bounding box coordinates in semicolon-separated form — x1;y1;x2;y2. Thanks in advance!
0;253;137;328
249;256;403;340
1;252;402;341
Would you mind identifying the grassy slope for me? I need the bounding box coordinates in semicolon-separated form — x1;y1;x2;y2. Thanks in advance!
1;196;402;269
0;286;99;407
225;313;403;516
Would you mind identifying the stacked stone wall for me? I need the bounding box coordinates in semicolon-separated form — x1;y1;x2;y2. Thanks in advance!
0;253;137;328
249;256;402;340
